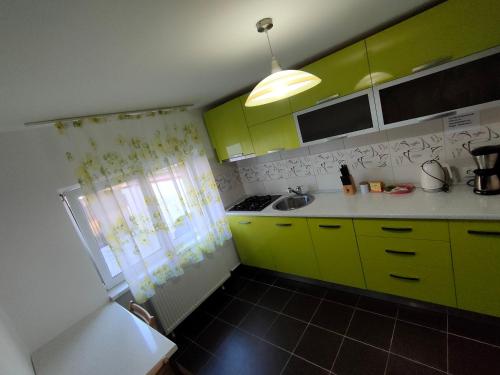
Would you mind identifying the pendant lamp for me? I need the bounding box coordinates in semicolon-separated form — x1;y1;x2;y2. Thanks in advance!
245;18;321;107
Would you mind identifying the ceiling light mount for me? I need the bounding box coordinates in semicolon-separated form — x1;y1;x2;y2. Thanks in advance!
256;18;273;33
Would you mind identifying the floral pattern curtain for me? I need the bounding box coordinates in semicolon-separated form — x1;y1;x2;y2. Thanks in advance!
56;109;231;302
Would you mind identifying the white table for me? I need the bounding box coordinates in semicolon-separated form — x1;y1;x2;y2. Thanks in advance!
31;302;177;375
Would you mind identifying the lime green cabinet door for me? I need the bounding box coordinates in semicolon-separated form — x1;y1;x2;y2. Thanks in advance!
458;0;500;57
450;220;500;317
249;114;300;156
289;41;371;112
228;216;276;270
308;218;366;289
262;217;320;279
204;98;254;162
357;236;456;307
353;219;449;241
240;94;292;126
365;1;463;84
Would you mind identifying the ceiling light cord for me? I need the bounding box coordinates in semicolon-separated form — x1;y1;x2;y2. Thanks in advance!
265;31;275;58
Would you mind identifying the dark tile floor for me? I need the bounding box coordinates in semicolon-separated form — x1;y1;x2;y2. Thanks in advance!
172;265;500;375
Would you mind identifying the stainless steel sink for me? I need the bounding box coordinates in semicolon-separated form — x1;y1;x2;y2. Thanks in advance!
273;194;315;211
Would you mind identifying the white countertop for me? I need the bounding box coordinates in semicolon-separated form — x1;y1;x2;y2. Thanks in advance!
226;185;500;220
31;302;177;375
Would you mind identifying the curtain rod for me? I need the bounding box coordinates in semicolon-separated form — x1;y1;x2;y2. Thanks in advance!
24;104;193;127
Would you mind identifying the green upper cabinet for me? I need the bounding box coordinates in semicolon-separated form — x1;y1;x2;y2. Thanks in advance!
249;114;300;156
240;94;292;126
365;1;463;85
289;41;371;112
458;0;500;57
450;220;500;317
203;98;254;162
308;218;366;289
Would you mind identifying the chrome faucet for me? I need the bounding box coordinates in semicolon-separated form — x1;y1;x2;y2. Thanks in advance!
288;186;305;196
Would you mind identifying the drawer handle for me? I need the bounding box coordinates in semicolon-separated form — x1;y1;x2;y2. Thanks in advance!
381;226;413;232
390;273;420;282
238;221;251;225
319;225;341;229
385;249;416;256
275;223;292;227
467;230;500;237
411;56;452;73
316;93;340;105
267;148;284;154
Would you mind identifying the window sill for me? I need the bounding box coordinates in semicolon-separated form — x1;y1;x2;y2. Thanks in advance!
107;281;130;301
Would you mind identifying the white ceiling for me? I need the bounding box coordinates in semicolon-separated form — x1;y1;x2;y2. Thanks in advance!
0;0;435;132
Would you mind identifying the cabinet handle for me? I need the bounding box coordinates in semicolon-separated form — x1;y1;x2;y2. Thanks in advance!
267;148;284;154
390;273;420;282
411;56;452;73
467;230;500;236
381;226;413;232
316;93;340;105
417;111;457;123
238;221;251;225
275;223;292;227
318;224;341;229
385;249;416;256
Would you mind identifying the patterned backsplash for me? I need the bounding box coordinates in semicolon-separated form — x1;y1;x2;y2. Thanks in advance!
235;107;500;195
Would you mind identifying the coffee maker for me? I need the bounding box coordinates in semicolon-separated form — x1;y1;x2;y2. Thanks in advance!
470;145;500;195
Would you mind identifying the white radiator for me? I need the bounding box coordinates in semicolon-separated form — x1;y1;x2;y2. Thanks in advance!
151;240;238;333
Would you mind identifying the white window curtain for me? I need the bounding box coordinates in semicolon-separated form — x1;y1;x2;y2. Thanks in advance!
56;110;231;302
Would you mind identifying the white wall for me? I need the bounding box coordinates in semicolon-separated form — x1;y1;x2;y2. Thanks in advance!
0;126;109;352
237;107;500;194
0;305;34;375
0;109;242;353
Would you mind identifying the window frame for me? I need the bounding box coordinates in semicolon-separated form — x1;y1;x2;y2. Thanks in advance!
60;185;125;290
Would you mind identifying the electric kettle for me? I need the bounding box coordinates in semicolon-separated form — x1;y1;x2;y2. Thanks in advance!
420;160;453;192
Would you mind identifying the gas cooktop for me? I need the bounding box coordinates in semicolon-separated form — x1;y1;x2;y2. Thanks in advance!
228;195;281;212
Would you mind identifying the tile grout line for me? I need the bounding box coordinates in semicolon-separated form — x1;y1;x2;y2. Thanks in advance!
329;296;359;374
279;288;327;375
235;277;500;350
194;288;450;374
222;272;500;373
383;306;400;375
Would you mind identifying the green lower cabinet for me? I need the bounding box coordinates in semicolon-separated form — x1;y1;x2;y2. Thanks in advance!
249;114;300;156
354;218;449;241
357;236;456;307
262;217;320;279
228;216;275;270
450;220;500;317
308;218;366;289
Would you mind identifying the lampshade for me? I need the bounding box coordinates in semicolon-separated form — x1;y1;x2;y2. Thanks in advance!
245;18;322;107
245;58;321;107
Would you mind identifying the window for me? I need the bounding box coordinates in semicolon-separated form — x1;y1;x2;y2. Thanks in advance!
61;166;198;290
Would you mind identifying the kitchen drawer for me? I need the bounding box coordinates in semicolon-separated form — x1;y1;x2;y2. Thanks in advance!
450;220;500;317
362;261;456;307
357;236;452;271
354;219;449;241
308;218;366;289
